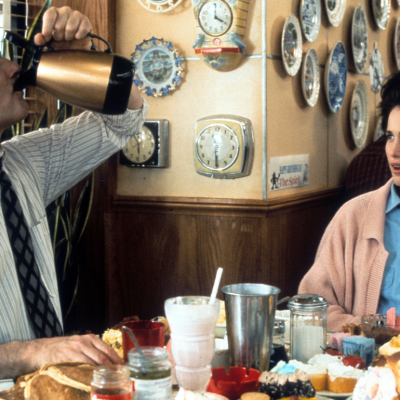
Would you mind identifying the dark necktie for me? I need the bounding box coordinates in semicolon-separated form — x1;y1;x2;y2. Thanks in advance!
0;160;63;338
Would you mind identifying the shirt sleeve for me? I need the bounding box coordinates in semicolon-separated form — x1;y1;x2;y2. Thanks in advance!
5;99;148;206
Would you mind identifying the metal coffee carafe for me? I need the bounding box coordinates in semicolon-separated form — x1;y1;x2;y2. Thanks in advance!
4;31;133;115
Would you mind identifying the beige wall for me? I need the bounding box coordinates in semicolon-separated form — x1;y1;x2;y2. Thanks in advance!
115;0;400;200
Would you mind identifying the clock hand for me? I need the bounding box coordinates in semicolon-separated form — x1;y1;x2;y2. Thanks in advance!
133;133;140;156
213;3;224;22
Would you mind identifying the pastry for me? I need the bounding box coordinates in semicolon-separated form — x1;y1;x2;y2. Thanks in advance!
307;353;342;368
258;363;315;399
240;393;270;400
327;362;364;393
288;359;327;391
102;328;123;359
380;335;400;357
385;351;400;394
0;362;94;400
352;367;398;400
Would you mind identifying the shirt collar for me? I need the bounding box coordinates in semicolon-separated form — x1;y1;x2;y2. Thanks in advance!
386;183;400;214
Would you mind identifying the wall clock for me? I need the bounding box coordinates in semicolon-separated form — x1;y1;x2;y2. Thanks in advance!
136;0;183;13
131;37;183;97
369;44;384;94
191;0;249;72
120;119;169;167
193;115;254;179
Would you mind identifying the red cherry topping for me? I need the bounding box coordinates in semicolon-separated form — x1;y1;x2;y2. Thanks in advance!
342;355;366;369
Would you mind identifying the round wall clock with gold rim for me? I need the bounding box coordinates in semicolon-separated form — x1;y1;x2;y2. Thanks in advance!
192;0;250;72
193;115;254;179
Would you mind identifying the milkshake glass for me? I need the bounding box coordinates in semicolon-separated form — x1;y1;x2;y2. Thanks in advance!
164;296;220;393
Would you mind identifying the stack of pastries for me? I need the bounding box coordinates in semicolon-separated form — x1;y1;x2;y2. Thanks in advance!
0;362;94;400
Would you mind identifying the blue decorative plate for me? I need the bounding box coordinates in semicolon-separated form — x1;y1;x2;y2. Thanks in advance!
324;41;347;113
350;80;369;149
351;5;368;74
131;37;183;97
281;15;303;76
299;0;321;43
369;45;384;94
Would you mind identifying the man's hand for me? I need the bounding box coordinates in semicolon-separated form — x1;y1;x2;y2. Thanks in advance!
0;334;123;379
34;6;92;50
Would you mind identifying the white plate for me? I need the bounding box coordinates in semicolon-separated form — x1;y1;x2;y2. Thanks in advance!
302;48;320;107
350;80;369;149
351;5;368;73
281;14;303;76
318;390;353;398
372;0;390;30
299;0;321;42
325;41;347;113
324;0;346;27
369;45;384;94
394;18;400;71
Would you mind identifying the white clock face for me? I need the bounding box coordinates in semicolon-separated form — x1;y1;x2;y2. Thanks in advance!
123;125;156;163
195;124;239;171
198;0;233;37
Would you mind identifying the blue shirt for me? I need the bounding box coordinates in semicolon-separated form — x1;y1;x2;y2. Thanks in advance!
377;183;400;313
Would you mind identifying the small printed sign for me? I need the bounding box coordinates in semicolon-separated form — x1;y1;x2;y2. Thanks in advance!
269;155;309;191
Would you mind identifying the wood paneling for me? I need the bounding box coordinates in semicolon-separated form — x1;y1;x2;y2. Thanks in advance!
104;189;344;327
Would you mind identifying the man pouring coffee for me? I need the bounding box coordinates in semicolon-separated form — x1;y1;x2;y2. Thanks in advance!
0;6;147;379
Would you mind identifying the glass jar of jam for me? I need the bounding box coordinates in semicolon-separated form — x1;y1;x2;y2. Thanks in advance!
91;365;132;400
128;346;172;400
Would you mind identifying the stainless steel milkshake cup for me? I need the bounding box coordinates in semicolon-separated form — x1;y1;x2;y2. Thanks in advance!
222;283;280;372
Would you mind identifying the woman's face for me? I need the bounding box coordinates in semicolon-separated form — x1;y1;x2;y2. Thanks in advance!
386;106;400;186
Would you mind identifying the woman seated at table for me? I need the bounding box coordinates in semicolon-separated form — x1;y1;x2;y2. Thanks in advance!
299;71;400;332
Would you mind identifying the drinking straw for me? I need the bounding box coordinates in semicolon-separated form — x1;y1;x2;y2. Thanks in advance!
210;267;223;304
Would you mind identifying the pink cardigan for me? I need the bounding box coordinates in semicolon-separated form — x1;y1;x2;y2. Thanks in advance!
299;179;392;332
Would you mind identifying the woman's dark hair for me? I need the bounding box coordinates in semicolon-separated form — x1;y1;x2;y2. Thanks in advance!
380;72;400;132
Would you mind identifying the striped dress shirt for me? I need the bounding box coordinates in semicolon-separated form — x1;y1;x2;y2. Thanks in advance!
0;100;148;343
